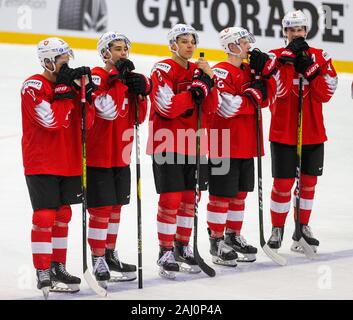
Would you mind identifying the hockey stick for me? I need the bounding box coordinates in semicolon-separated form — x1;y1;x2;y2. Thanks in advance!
80;75;107;297
193;52;216;277
251;71;287;266
294;74;316;259
134;96;143;289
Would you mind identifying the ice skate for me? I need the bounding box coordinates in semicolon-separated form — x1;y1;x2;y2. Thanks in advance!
291;224;319;254
174;241;201;274
36;269;51;300
157;248;180;279
209;236;238;267
50;262;81;293
92;255;110;289
267;226;285;252
105;249;137;282
225;232;257;262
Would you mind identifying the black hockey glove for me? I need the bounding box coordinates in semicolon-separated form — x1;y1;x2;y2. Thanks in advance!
54;63;76;100
249;48;277;78
189;69;214;105
279;37;309;64
71;67;97;104
115;58;135;79
108;58;135;84
295;54;320;81
287;37;309;55
125;72;152;96
244;80;267;106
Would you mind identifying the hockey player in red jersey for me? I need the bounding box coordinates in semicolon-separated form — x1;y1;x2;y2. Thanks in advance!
207;27;277;266
21;38;95;297
266;10;337;253
86;32;150;288
147;24;217;279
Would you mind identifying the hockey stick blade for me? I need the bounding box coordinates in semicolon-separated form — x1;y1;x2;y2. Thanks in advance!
262;243;287;266
83;270;107;297
194;248;216;277
298;237;317;259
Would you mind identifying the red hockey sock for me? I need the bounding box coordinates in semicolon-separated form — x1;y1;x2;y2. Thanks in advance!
294;175;317;225
157;192;182;249
31;209;56;270
52;205;72;264
226;192;247;234
270;178;295;227
175;190;196;245
207;195;230;238
106;205;122;250
87;206;112;256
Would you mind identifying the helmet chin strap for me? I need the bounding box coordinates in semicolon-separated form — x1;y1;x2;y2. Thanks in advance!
44;59;57;74
104;48;130;66
229;43;243;59
170;43;189;64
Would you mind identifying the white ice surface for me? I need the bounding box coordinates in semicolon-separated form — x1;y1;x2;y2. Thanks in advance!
0;44;352;300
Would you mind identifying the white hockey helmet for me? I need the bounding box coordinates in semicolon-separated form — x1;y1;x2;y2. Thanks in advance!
282;10;309;36
219;27;255;55
97;31;131;62
167;23;199;48
37;37;74;70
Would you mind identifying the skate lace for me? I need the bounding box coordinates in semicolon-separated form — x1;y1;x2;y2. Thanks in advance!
235;235;248;248
57;263;73;278
93;256;109;274
302;225;313;238
182;245;194;259
38;269;50;282
271;227;282;241
112;250;123;269
218;240;234;255
158;250;176;264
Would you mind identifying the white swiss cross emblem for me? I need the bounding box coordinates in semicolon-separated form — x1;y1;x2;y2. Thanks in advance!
292;78;310;98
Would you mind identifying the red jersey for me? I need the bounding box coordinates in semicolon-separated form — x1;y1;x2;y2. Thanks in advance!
210;62;276;159
87;66;147;168
147;58;217;156
21;74;95;176
269;47;337;145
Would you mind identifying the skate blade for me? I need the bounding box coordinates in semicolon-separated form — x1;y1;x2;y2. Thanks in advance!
41;286;50;300
158;267;177;280
108;271;137;282
177;262;201;274
50;282;80;293
236;254;256;263
212;256;237;267
291;241;317;255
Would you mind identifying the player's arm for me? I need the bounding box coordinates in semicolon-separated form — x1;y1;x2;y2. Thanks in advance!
309;51;338;103
269;49;295;99
91;68;129;121
150;64;195;119
213;68;256;118
21;79;75;130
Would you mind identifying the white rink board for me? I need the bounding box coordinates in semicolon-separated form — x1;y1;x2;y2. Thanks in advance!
0;0;352;61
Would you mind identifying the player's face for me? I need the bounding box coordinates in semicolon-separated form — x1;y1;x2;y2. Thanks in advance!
175;34;196;60
286;26;307;43
239;38;252;59
54;53;71;71
44;53;70;73
109;40;129;63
